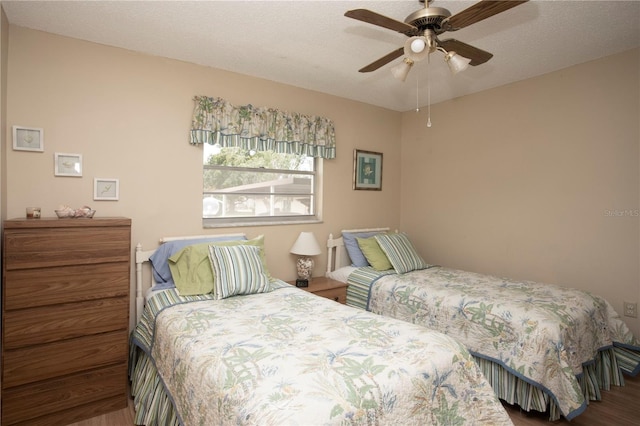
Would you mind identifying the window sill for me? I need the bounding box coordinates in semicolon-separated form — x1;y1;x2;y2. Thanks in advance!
203;218;322;228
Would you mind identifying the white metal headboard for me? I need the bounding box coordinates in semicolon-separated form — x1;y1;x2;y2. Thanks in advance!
134;233;245;323
326;228;390;274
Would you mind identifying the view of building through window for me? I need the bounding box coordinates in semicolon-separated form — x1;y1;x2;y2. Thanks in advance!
203;143;316;223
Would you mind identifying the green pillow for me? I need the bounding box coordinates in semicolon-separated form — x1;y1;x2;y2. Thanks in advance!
356;236;393;271
168;235;268;295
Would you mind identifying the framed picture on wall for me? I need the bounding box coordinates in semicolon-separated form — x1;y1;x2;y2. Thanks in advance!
13;126;44;152
54;153;83;177
353;149;383;191
94;178;119;201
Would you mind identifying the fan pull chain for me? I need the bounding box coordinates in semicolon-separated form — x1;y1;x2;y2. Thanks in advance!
416;75;420;112
427;53;432;127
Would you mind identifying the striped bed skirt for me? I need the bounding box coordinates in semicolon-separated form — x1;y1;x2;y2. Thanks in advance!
475;345;638;421
129;346;180;426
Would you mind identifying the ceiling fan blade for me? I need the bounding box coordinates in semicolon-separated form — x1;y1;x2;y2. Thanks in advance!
345;9;417;34
444;0;528;31
358;47;404;73
438;39;493;66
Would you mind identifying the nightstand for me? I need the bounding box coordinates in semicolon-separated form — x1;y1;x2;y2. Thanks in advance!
287;277;348;304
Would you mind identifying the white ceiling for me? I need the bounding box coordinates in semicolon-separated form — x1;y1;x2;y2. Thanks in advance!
2;0;639;112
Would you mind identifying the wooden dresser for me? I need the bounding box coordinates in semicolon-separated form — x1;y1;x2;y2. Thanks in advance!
1;217;131;425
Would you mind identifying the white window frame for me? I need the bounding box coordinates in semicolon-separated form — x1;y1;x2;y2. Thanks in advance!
203;155;322;228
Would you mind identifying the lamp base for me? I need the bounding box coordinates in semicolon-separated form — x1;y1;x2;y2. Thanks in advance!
295;279;309;288
296;256;314;281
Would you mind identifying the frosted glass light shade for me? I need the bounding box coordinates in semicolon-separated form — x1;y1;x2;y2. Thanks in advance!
410;38;426;53
391;58;414;82
445;51;471;74
404;36;429;62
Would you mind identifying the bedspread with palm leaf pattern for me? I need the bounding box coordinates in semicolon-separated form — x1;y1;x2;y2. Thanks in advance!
130;284;513;425
356;266;640;420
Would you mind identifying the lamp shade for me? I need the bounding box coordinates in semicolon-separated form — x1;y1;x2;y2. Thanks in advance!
404;36;429;62
290;232;321;256
445;51;471;74
391;58;414;82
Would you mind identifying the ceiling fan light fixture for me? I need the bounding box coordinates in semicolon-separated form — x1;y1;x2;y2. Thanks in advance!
404;36;430;62
444;51;471;74
391;58;414;82
346;0;529;76
410;37;426;53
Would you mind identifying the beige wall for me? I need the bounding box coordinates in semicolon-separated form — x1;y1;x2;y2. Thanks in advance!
1;7;8;222
400;48;640;336
4;25;639;336
4;26;402;327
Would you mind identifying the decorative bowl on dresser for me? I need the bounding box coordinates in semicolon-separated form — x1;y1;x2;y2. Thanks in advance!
1;217;132;426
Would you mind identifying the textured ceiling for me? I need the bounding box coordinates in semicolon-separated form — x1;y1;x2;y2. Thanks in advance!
3;0;640;112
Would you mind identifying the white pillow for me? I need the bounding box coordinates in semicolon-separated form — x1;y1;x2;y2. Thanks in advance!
326;266;357;283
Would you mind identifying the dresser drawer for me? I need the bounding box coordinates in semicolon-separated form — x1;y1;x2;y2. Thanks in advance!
1;363;127;425
3;296;129;349
9;395;128;426
3;262;129;310
313;287;347;304
2;330;128;388
4;227;130;270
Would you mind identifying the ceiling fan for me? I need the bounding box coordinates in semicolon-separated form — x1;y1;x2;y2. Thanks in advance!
345;0;529;81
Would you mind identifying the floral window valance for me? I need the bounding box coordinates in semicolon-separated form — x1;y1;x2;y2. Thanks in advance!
190;96;336;159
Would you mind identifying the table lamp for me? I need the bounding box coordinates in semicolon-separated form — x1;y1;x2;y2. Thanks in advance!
290;232;321;287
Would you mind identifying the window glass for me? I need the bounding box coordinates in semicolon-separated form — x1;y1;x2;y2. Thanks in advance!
203;144;318;225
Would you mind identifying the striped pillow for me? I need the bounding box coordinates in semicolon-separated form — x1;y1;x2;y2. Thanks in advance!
374;233;429;274
208;244;271;300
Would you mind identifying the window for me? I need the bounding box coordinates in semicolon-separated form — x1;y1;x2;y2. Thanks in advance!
190;97;335;226
203;144;319;226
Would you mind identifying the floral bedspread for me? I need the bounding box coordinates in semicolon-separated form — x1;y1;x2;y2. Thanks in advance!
358;266;640;419
131;284;513;425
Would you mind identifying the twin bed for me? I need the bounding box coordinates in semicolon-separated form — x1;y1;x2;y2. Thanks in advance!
129;234;512;425
128;229;640;424
326;228;640;421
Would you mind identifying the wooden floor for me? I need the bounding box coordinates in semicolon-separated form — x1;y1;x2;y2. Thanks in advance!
504;373;640;425
71;374;640;425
